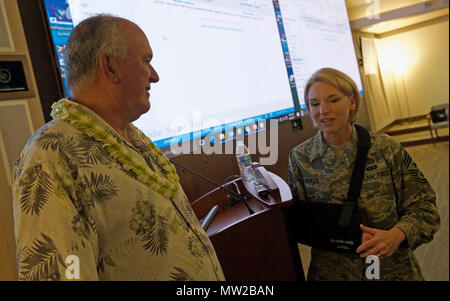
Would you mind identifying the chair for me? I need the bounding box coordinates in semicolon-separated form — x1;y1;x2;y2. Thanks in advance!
427;103;449;144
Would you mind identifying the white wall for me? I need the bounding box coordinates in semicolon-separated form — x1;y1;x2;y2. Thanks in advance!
376;19;449;119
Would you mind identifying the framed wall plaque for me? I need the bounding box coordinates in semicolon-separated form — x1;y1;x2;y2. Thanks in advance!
0;55;35;100
0;0;15;52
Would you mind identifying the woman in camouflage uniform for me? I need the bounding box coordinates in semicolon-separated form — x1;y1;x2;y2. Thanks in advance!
288;68;440;280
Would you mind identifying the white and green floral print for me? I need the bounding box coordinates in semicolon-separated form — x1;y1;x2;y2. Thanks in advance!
12;99;225;281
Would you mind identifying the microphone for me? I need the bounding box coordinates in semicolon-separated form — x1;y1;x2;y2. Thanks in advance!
170;159;254;215
200;205;219;230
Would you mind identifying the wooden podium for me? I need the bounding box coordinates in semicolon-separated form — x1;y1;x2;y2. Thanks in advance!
191;172;304;281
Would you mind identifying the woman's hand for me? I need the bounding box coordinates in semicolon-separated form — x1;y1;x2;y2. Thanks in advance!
361;228;374;244
356;224;406;258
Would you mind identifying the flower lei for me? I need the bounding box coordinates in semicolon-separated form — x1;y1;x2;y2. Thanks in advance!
50;98;179;199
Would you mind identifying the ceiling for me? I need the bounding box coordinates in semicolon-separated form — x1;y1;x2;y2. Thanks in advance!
345;0;449;34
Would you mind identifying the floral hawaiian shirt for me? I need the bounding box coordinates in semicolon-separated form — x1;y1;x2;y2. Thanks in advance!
12;99;225;281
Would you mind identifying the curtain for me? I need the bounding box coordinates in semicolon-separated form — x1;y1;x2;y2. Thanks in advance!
356;36;394;131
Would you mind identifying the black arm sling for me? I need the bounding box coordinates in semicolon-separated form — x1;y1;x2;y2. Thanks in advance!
289;124;371;253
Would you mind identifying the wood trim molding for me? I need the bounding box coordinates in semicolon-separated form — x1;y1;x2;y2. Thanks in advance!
16;0;65;122
350;0;449;30
375;13;449;38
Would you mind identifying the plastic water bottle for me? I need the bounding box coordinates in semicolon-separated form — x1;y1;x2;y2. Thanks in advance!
236;141;255;184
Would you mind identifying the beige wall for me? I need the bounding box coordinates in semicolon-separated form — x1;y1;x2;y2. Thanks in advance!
0;0;45;280
376;18;449;119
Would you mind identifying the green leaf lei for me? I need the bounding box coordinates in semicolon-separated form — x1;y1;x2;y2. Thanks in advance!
50;98;179;199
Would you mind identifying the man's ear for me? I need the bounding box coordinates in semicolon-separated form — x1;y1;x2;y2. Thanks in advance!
98;54;120;84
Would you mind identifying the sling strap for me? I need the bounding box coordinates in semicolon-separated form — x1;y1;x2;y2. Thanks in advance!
338;124;371;226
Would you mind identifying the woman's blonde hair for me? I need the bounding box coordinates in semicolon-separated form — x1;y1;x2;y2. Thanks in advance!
303;68;361;123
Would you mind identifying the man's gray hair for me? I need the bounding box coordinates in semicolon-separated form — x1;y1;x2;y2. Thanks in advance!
65;15;129;90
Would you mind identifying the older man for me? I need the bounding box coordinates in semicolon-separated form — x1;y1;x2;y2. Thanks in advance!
12;15;224;281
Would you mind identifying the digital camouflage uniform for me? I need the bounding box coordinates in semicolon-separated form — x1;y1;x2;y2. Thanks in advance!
13;99;225;281
288;125;440;281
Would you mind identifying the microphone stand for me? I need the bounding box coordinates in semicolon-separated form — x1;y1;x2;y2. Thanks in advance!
170;159;254;215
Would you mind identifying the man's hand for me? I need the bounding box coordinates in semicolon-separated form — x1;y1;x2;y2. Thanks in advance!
356;224;406;258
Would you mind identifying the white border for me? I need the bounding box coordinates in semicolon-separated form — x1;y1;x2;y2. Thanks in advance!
0;100;34;186
0;0;15;52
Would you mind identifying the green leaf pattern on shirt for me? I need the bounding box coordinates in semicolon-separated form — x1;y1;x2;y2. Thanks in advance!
18;233;66;281
13;99;225;280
